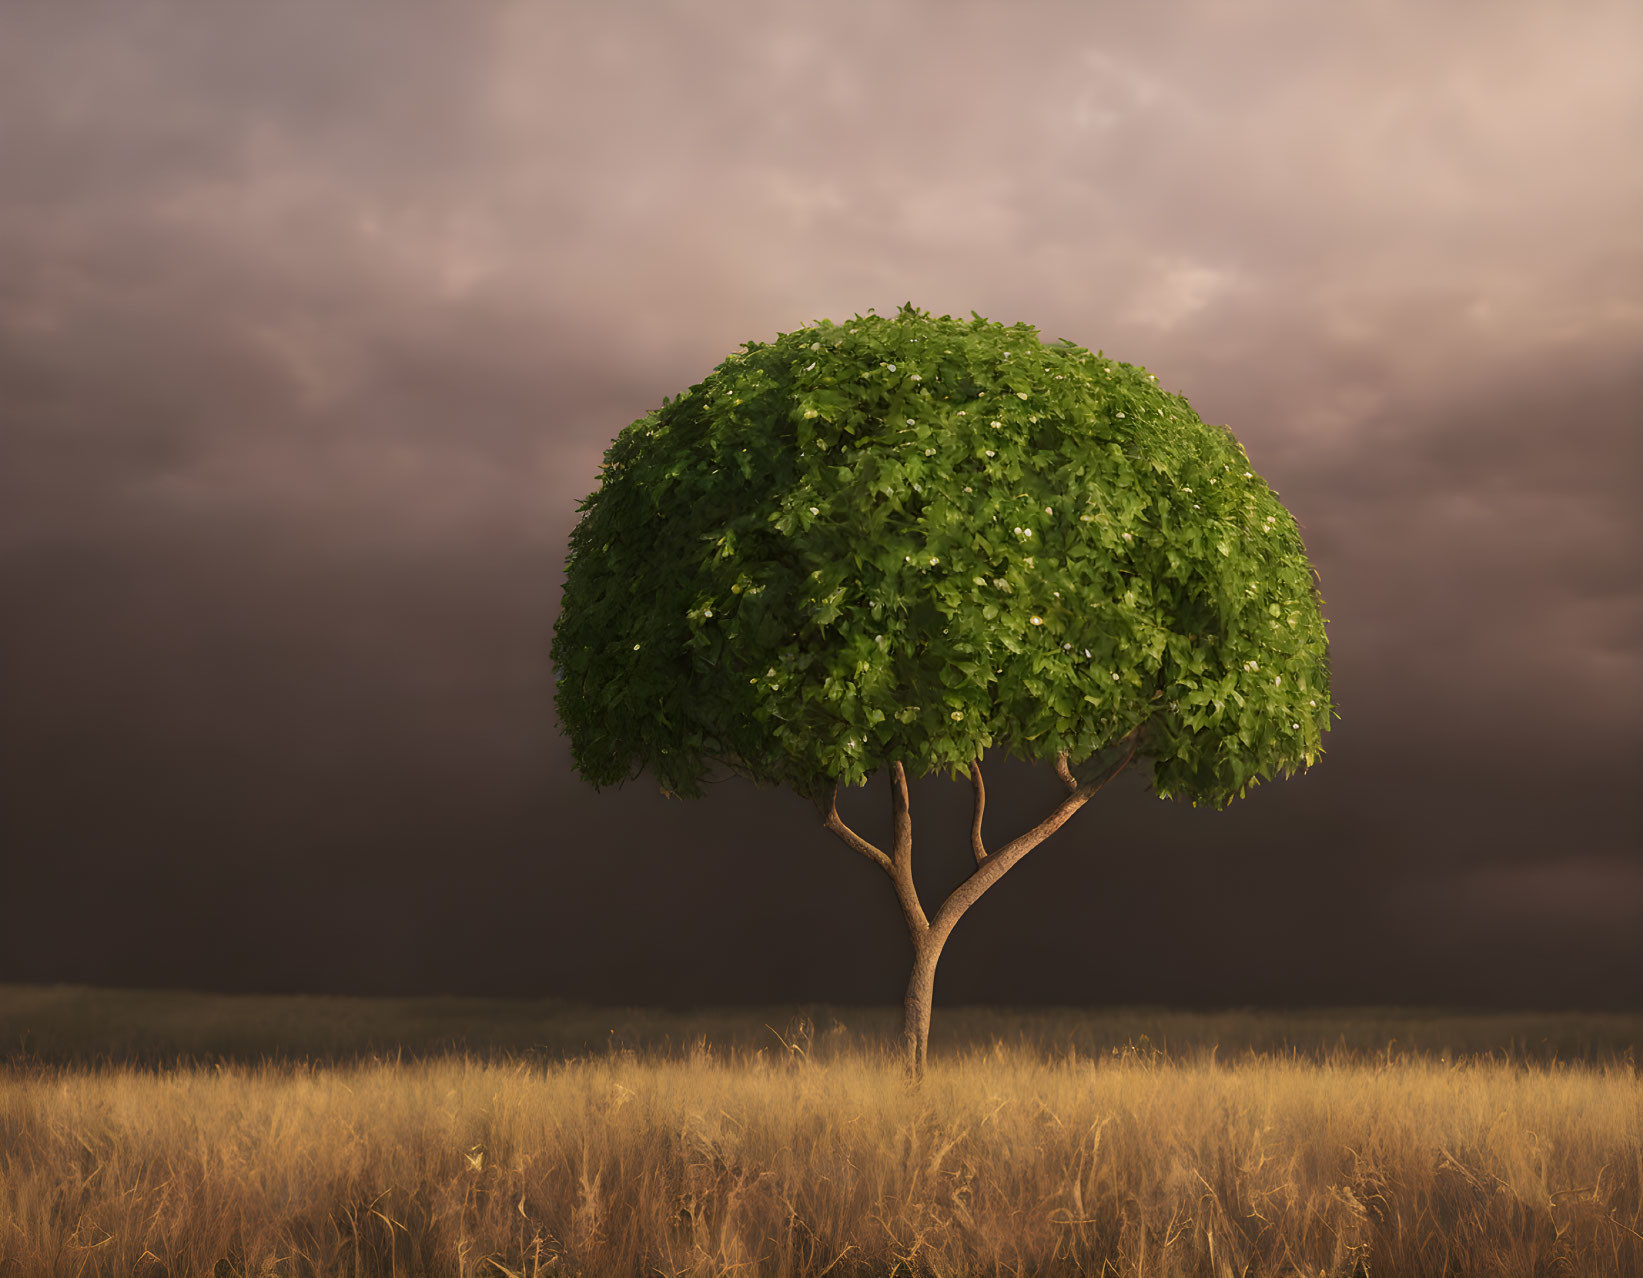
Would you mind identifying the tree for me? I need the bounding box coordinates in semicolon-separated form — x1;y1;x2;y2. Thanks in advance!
551;303;1334;1081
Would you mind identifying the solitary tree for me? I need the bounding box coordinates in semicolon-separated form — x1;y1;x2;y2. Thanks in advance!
552;303;1333;1080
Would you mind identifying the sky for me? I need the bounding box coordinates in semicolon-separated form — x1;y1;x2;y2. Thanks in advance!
3;0;1640;1012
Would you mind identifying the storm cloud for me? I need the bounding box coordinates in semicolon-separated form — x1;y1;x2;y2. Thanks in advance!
2;0;1638;1008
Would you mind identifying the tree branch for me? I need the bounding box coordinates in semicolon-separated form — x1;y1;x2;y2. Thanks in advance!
1055;751;1077;793
928;726;1145;945
889;761;929;935
969;759;988;866
822;783;894;878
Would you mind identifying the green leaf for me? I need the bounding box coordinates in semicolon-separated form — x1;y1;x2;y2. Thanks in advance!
553;305;1332;812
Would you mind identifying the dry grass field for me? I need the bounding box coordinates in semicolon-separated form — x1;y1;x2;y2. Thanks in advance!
1;987;1639;1277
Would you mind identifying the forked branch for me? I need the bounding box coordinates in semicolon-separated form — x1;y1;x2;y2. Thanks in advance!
825;727;1144;945
823;769;928;936
889;761;929;934
823;784;893;878
969;760;988;866
930;725;1146;944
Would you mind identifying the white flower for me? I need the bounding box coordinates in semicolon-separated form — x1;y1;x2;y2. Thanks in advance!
990;420;1001;428
1244;471;1253;478
1013;526;1021;535
950;710;964;721
887;363;897;371
805;362;816;371
810;507;819;515
1292;723;1300;730
957;410;967;416
1024;556;1034;566
633;643;641;650
1309;699;1317;706
1121;532;1133;541
1044;506;1052;515
1112;672;1120;681
911;374;921;381
929;556;939;565
993;578;1008;588
985;449;995;457
704;609;713;618
1030;616;1043;625
1052;591;1060;597
925;447;936;456
1116;411;1125;418
1084;648;1092;658
963;486;972;493
1063;643;1072;650
1274;676;1282;686
1017;392;1028;400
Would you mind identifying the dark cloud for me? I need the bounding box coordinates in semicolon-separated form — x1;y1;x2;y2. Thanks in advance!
1;0;1638;1008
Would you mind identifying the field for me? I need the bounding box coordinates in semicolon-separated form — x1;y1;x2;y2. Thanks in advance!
1;987;1640;1276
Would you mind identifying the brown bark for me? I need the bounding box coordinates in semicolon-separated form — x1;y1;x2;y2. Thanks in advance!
968;760;988;866
886;761;928;936
823;729;1146;1084
902;931;942;1084
823;785;893;878
925;728;1143;950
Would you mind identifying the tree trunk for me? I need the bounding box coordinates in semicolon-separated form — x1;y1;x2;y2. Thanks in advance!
822;736;1143;1087
902;934;943;1083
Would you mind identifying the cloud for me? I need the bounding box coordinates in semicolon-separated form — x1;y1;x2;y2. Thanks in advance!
1;0;1636;741
1121;259;1249;332
0;0;1638;1002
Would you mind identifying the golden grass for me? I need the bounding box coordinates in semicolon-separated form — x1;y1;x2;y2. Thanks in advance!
3;1038;1640;1277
